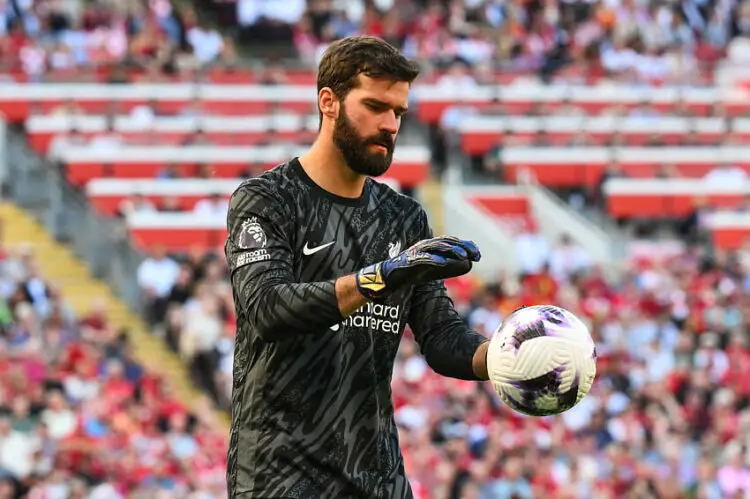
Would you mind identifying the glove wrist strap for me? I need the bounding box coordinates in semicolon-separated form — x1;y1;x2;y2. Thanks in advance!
356;262;388;301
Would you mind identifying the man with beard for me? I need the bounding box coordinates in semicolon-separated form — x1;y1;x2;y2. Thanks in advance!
225;36;490;499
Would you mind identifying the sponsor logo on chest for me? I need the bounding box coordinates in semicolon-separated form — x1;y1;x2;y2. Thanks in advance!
330;302;402;334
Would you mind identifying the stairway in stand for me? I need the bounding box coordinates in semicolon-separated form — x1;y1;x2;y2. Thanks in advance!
419;177;445;235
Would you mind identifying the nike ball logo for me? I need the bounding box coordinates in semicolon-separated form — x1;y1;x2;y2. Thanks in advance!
302;241;335;256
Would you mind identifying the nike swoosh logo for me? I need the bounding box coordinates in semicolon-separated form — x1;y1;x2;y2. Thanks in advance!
302;241;335;256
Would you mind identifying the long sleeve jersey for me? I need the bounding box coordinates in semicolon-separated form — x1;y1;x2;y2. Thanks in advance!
225;158;488;498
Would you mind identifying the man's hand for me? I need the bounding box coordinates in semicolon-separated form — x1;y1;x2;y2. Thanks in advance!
355;235;481;302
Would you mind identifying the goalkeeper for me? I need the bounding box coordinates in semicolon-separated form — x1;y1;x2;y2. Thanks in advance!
225;35;490;499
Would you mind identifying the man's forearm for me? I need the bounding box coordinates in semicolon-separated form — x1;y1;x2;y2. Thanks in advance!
472;341;490;380
335;274;369;316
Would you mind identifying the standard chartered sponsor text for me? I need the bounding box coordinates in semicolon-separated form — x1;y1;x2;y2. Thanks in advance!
331;303;401;334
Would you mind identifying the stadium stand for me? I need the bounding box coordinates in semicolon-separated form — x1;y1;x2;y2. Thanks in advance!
0;205;227;498
4;0;750;497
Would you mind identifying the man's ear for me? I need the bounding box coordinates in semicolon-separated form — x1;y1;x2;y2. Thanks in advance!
318;88;339;121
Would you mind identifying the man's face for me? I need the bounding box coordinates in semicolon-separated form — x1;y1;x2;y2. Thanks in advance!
332;75;410;177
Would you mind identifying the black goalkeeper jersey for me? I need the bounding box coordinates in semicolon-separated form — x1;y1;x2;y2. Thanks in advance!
225;159;487;498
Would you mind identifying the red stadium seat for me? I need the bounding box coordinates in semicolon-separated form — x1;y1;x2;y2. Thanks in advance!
0;84;318;122
5;83;750;125
467;191;536;235
56;144;430;188
501;148;609;187
26;115;321;154
413;84;750;125
86;177;401;216
459;116;729;156
470;194;530;215
604;179;749;219
127;213;227;250
500;147;750;187
709;212;750;249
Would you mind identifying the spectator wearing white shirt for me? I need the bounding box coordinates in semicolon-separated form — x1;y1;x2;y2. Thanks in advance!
0;416;39;479
549;234;591;282
515;224;550;276
467;293;502;338
137;246;180;298
435;61;478;95
193;194;230;219
704;164;748;187
39;392;76;440
693;332;729;383
187;22;224;65
237;0;305;46
118;193;156;218
180;292;222;361
601;36;638;74
237;0;306;26
634;46;671;83
137;245;180;324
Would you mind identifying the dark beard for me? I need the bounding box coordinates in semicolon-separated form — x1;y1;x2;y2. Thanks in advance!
332;104;395;177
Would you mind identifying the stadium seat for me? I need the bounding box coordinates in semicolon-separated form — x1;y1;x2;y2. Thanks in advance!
413;84;750;124
27;115;320;153
5;83;750;126
468;191;535;235
0;84;318;122
53;144;429;188
459;116;728;155
604;178;750;219
500;146;750;187
127;212;227;250
709;211;750;249
86;177;400;216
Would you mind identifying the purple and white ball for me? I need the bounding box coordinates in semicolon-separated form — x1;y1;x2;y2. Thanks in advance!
487;305;597;417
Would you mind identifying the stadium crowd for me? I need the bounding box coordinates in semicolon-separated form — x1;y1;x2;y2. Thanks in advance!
236;0;745;84
0;232;228;498
1;0;746;85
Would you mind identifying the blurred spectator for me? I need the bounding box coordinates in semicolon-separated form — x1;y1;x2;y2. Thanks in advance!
117;194;156;218
549;234;591;282
467;293;502;339
187;21;224;65
704;163;749;187
193;193;229;219
0;415;38;479
157;163;182;180
679;196;713;243
159;195;182;212
435;61;478;93
137;245;180;324
515;224;550;277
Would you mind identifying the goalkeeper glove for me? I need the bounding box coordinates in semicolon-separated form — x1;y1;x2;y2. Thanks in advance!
355;235;481;301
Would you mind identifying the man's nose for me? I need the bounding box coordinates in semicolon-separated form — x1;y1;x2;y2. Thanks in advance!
379;111;399;135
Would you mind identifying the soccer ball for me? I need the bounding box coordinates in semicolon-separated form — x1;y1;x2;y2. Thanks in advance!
487;305;597;416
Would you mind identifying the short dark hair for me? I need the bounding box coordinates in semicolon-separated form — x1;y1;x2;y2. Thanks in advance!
317;36;420;104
